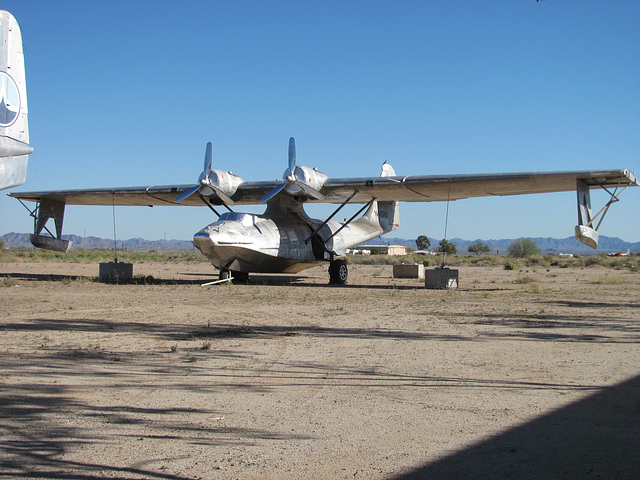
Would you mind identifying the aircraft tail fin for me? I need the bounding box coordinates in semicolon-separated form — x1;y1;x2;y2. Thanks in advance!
357;162;400;235
374;199;400;234
0;10;32;190
376;161;400;234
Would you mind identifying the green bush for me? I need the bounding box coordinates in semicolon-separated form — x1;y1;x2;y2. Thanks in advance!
508;238;540;258
504;261;518;271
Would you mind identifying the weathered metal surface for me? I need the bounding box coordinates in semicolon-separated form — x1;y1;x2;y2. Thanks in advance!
575;225;599;250
192;195;397;274
29;234;71;252
9;169;638;206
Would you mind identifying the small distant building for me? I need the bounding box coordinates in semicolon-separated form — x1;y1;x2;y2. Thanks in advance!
353;244;407;255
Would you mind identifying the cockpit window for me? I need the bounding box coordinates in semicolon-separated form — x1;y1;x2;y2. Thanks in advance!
218;212;256;227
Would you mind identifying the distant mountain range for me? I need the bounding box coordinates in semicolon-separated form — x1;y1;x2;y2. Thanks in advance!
382;236;639;255
2;232;638;255
1;233;196;252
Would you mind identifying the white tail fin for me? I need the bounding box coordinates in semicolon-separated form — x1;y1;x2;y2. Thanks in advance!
356;162;400;235
376;200;400;234
0;10;32;190
377;161;400;233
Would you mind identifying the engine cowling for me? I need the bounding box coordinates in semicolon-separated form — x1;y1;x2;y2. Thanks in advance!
200;169;244;201
285;165;328;197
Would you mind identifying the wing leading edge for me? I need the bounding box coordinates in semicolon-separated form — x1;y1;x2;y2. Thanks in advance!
8;169;637;206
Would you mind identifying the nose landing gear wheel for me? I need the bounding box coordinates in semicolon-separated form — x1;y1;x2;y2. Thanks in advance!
219;269;249;284
329;259;348;285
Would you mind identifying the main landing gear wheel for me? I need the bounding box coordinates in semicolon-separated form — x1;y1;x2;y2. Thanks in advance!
329;259;348;285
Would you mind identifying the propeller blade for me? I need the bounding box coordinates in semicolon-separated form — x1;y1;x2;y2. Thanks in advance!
176;142;242;206
203;142;212;176
175;184;200;203
210;185;235;206
260;182;287;204
288;137;296;174
294;181;325;201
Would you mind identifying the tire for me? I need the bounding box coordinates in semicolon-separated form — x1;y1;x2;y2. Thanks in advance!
232;271;249;284
329;259;348;285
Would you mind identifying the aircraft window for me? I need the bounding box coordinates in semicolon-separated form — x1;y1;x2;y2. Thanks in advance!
218;212;256;227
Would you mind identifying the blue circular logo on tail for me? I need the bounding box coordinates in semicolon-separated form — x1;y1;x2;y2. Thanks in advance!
0;71;20;127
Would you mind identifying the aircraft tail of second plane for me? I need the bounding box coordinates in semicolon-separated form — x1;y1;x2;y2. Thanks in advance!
0;10;32;190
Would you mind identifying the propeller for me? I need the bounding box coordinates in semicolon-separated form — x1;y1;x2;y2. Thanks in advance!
175;142;240;205
260;137;326;203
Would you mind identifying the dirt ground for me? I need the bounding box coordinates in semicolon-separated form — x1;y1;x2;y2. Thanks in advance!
1;260;639;480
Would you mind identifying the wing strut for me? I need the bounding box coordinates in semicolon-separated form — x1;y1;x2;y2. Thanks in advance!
575;180;630;249
304;191;358;243
325;198;376;244
17;198;72;252
198;193;222;218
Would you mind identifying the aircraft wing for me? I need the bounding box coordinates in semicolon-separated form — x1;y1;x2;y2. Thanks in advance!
8;168;638;206
8;183;254;207
320;169;638;204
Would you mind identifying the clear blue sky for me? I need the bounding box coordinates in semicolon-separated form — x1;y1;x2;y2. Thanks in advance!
1;0;638;245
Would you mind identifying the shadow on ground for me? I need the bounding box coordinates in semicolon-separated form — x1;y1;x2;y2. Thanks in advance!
393;373;640;480
2;271;429;289
0;381;308;479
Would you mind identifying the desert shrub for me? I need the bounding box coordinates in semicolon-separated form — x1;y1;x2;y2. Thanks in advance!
504;261;518;271
515;276;536;284
591;274;628;285
508;238;540;258
585;255;607;267
609;258;628;269
348;254;395;266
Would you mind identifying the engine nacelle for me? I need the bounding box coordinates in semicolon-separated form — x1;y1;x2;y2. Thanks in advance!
199;169;244;200
288;165;328;196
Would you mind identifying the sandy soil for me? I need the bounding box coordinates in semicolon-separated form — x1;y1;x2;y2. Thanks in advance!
1;260;639;480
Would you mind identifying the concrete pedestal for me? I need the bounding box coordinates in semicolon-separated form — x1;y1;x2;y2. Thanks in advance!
425;267;459;289
393;263;425;279
99;262;133;282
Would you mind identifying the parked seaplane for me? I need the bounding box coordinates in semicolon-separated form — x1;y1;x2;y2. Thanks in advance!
8;137;638;284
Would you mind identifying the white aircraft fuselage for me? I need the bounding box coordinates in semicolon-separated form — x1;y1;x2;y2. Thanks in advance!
193;195;399;277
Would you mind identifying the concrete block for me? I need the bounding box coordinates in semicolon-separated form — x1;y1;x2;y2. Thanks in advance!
99;262;133;282
425;267;459;289
393;263;425;279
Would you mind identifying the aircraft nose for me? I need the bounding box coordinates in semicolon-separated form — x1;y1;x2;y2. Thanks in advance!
193;231;212;247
